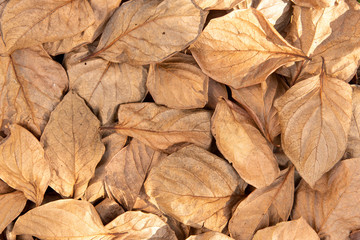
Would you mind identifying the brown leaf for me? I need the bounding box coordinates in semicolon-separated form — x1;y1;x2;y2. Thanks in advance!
207;78;228;110
0;179;13;194
0;124;50;205
144;145;246;231
0;46;68;137
1;0;95;53
65;46;147;124
291;0;340;8
86;0;207;64
274;71;352;187
186;232;234;239
252;217;319;240
95;198;125;225
147;53;209;109
0;191;27;233
292;158;360;239
346;86;360;158
189;8;307;89
114;102;212;153
105;138;166;210
211;99;280;188
40;91;105;199
193;0;243;10
229;166;295;240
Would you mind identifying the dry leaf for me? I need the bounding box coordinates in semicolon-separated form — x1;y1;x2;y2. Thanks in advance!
211;99;280;188
252;217;319;240
105;138;166;210
0;46;68;137
95;198;124;225
292;158;360;239
291;0;340;8
65;46;147;124
193;0;243;10
229;166;294;240
0;191;27;233
40;91;105;199
1;0;95;53
147;53;209;109
114;102;212;152
274;71;352;186
186;232;234;240
145;145;246;231
207;79;228;110
346;86;360;158
350;230;360;240
189;8;307;89
105;211;177;240
0;124;50;205
86;0;206;64
0;179;13;194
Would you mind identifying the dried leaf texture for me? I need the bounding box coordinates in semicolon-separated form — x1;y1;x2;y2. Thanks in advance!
1;0;95;52
95;198;124;225
105;139;166;210
114;103;212;152
212;99;280;188
252;217;319;240
291;0;340;8
105;211;177;240
254;0;292;31
89;0;206;64
40;92;105;199
193;0;242;10
189;8;306;89
12;199;109;240
0;124;50;205
292;158;360;239
0;46;68;137
0;179;13;194
147;53;209;109
186;232;234;239
347;86;360;158
66;47;147;124
207;79;228;109
275;73;352;187
145;145;246;231
229;167;295;240
0;191;27;233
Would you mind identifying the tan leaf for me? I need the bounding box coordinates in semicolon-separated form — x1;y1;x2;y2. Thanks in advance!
144;145;246;231
147;53;209;109
65;46;147;124
254;0;292;31
0;0;7;53
207;78;228;110
105;211;177;240
105;139;166;210
346;86;360;158
1;0;95;53
189;8;307;89
291;0;340;8
211;99;280;188
114;102;212;152
186;232;234;240
292;158;360;239
252;217;319;240
86;0;206;64
0;191;27;233
40;91;105;199
193;0;243;10
229;166;295;240
0;124;50;205
274;72;352;187
0;46;68;137
95;198;125;225
0;179;13;194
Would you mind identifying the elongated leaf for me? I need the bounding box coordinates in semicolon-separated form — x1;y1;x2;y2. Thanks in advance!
346;86;360;158
212;99;280;188
0;191;27;233
189;8;307;89
193;0;242;10
40;91;105;199
0;124;50;205
145;145;246;231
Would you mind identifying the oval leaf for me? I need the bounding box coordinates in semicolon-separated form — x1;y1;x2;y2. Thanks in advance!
0;191;27;233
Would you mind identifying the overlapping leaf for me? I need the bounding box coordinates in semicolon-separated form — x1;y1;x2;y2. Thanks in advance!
193;0;242;10
0;191;27;233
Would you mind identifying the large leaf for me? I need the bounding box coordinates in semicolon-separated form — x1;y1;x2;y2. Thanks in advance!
0;191;27;233
40;91;105;199
211;99;280;188
292;158;360;239
145;145;246;231
346;86;360;158
1;0;95;52
86;0;206;64
275;72;352;187
0;124;50;205
189;8;307;89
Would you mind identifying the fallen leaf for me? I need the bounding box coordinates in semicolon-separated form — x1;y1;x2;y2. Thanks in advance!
147;53;209;109
211;98;280;188
189;8;307;89
292;158;360;239
40;91;105;199
0;179;13;194
86;0;207;64
145;145;246;231
252;217;319;240
1;0;95;52
291;0;340;8
193;0;243;10
207;78;228;110
346;86;360;158
0;124;50;205
229;166;294;240
113;102;212;153
186;232;234;239
0;191;27;233
95;198;125;225
350;230;360;240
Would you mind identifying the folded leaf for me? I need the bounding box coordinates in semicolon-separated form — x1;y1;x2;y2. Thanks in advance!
193;0;242;10
95;198;124;225
291;0;340;8
254;0;292;31
0;191;27;233
346;86;360;158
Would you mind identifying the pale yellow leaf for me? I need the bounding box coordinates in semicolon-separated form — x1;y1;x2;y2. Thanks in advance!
40;91;105;199
186;232;234;240
0;191;27;233
346;86;360;158
145;145;246;231
193;0;243;10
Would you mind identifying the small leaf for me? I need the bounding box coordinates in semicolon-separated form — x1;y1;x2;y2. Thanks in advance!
0;191;27;233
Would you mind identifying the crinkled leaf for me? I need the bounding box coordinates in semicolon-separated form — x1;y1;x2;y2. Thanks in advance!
291;0;340;8
0;191;27;233
193;0;243;10
254;0;292;31
346;86;360;158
